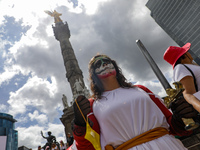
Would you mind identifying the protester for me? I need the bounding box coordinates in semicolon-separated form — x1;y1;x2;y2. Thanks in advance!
66;142;69;149
45;146;50;150
164;43;200;113
69;54;197;150
60;140;66;150
51;143;59;150
38;146;43;150
66;133;74;147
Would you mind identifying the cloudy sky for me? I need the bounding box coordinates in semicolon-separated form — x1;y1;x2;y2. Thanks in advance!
0;0;179;149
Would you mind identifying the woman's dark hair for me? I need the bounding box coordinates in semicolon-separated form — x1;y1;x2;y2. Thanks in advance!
88;54;133;99
174;54;186;67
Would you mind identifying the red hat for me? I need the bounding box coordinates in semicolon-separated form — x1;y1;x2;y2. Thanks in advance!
163;43;191;68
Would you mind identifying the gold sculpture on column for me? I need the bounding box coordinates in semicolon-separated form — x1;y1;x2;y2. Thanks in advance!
44;10;62;23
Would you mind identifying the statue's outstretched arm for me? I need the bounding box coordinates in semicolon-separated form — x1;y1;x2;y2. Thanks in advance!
41;131;46;139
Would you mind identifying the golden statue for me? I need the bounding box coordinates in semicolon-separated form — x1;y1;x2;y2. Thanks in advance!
44;10;62;23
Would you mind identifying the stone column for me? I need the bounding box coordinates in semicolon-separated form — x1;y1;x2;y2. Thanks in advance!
47;12;90;138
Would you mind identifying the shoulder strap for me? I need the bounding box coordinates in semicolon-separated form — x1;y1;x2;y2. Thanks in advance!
135;85;172;120
183;64;198;92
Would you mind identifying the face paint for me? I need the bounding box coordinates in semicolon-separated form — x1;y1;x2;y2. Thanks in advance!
93;58;111;68
94;58;116;79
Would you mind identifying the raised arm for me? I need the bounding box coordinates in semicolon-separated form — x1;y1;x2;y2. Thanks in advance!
69;95;98;150
180;76;200;113
41;131;47;139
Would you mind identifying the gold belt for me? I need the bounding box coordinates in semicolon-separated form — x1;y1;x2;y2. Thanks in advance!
105;127;169;150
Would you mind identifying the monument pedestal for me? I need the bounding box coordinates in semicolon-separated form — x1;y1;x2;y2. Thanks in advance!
60;106;74;139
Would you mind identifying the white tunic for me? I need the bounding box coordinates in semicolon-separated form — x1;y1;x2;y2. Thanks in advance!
173;64;200;91
93;87;187;150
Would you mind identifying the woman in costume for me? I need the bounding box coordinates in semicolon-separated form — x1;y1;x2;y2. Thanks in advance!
69;54;197;150
164;43;200;113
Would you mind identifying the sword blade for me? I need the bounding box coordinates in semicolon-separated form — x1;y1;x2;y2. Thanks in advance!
136;39;172;90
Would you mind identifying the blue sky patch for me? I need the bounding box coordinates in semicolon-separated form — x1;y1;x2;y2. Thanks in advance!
1;16;30;43
0;73;31;105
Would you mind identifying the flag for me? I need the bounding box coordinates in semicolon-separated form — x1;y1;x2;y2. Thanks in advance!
84;118;101;150
75;99;101;150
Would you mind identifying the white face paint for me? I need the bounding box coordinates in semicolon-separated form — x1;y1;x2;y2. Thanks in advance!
94;58;116;79
95;63;115;74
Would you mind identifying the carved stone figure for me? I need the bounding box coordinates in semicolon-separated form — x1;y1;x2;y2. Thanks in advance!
62;94;69;108
73;79;83;94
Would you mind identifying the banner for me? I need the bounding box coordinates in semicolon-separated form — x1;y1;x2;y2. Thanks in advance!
0;136;7;150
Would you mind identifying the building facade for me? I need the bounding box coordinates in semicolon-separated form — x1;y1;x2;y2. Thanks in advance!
0;113;18;150
18;146;30;150
146;0;200;64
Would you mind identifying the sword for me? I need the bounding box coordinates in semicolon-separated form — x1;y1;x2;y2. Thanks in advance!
136;39;199;131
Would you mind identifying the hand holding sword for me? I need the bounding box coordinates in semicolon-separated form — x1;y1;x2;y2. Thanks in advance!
136;39;199;131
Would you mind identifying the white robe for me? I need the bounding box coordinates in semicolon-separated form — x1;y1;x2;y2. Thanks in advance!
93;87;187;150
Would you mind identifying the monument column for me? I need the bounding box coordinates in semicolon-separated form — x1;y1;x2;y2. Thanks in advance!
45;10;90;137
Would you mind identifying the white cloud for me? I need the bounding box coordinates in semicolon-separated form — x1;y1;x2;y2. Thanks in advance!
78;0;110;15
8;76;58;118
0;0;69;25
17;125;46;149
28;110;48;125
0;65;20;86
16;116;29;125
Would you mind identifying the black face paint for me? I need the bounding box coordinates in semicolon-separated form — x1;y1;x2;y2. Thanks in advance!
94;58;111;69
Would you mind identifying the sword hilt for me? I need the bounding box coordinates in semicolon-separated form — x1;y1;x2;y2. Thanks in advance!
164;82;184;108
164;82;199;131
